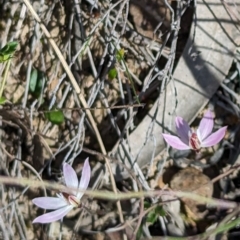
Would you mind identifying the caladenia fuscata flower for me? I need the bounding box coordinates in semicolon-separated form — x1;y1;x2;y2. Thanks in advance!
32;158;91;224
162;110;227;152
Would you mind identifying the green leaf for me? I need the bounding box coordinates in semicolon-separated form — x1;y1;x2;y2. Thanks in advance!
0;41;18;54
155;206;166;217
35;72;45;93
144;201;151;209
0;41;18;62
146;205;166;224
29;68;46;97
136;225;143;240
0;96;6;105
116;48;125;61
29;69;38;92
45;110;64;125
108;68;117;80
146;210;158;224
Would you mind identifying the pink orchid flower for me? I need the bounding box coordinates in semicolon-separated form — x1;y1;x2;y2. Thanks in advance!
162;110;227;151
32;158;91;224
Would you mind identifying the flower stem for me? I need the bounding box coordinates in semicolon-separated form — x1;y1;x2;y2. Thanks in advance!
0;59;11;98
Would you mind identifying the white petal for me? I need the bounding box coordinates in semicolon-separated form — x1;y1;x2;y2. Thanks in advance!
32;197;67;210
32;205;73;224
197;110;214;141
162;134;190;150
175;117;191;145
77;158;91;199
201;126;227;147
63;163;78;195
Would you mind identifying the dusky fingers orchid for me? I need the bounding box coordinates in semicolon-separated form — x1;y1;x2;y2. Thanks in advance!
162;110;227;151
32;158;91;224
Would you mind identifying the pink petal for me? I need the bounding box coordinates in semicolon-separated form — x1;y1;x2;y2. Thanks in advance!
32;197;67;210
77;158;91;199
162;134;190;150
201;126;227;147
197;110;214;141
175;117;191;145
63;163;78;195
32;205;73;224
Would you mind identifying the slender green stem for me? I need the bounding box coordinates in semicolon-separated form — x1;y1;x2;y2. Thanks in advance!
112;42;140;104
0;175;236;209
0;59;11;98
